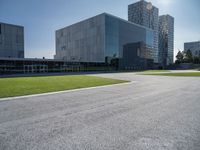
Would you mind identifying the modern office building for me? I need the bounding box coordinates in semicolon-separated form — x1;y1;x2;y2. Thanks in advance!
128;0;159;63
0;0;176;74
184;41;200;57
159;15;174;67
0;22;24;58
55;13;154;69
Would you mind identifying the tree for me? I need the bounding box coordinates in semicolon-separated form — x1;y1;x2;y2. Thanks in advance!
176;51;184;63
175;49;200;64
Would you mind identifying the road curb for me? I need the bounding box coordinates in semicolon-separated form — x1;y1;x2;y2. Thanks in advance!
0;81;133;102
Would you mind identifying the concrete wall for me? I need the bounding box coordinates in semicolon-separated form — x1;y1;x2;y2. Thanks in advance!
55;14;105;62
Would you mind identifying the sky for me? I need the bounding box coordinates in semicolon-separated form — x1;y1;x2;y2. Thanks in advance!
0;0;200;59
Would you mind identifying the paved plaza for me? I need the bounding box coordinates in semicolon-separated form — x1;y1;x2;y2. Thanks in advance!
0;73;200;150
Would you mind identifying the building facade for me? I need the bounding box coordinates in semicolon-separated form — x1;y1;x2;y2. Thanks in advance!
120;42;154;70
0;22;24;58
55;13;154;69
0;58;112;75
159;15;174;67
128;0;159;63
184;41;200;57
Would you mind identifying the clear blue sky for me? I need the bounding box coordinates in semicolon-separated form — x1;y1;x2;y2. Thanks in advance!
0;0;200;59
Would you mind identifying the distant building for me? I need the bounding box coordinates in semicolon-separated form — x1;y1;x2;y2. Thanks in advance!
184;41;200;57
0;22;24;58
55;13;154;70
159;15;174;67
128;0;159;63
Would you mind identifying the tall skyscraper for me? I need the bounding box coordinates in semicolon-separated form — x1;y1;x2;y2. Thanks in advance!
159;15;174;67
0;22;24;58
128;0;159;63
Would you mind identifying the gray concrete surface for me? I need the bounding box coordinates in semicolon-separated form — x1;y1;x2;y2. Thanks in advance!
0;73;200;150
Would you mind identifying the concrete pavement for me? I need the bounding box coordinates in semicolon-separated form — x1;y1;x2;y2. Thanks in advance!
0;73;200;150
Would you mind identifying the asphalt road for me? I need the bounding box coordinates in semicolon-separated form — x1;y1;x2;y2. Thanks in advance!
0;73;200;150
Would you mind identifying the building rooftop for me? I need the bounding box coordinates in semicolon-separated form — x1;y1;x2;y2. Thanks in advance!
56;12;154;32
184;41;200;44
0;22;24;28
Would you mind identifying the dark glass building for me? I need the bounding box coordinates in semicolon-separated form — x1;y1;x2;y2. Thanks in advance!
128;0;159;63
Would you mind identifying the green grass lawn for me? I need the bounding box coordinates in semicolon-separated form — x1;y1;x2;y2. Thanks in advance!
142;72;200;77
0;75;128;98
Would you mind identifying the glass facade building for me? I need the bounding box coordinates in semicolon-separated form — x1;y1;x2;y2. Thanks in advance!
159;15;174;66
128;0;159;63
55;13;154;69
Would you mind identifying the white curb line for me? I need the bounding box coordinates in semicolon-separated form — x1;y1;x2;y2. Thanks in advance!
0;81;134;102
